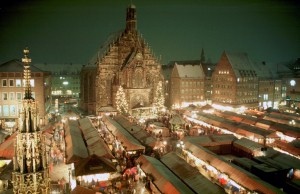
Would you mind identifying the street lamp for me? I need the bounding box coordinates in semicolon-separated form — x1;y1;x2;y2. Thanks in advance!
176;141;185;154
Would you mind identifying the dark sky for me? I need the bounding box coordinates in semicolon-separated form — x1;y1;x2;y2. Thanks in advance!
0;0;299;65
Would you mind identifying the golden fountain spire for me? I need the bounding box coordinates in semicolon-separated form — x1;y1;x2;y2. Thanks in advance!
12;48;51;194
21;47;33;100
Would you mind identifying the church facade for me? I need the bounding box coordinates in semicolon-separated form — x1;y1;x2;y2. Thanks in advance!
80;4;164;115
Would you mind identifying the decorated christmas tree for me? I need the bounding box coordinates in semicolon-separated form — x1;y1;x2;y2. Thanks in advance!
116;85;129;114
153;81;165;112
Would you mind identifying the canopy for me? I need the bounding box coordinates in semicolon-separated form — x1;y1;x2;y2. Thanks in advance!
137;155;195;194
79;118;114;159
75;154;116;177
65;119;88;164
102;116;145;152
169;114;186;125
161;152;226;194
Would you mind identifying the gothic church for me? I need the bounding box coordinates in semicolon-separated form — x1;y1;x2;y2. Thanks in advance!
80;4;164;115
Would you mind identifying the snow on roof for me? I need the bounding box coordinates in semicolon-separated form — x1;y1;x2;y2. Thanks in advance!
0;59;46;73
175;64;205;79
35;63;82;74
253;62;282;79
225;51;257;78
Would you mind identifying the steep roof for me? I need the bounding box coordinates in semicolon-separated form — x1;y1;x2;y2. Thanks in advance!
78;118;114;159
0;59;45;72
137;155;195;194
254;62;281;79
175;64;205;79
88;30;123;66
35;63;82;74
102;115;145;151
224;52;257;78
167;60;201;66
161;152;226;194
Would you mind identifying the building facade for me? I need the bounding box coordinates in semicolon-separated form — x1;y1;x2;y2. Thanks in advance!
80;4;164;115
280;58;300;110
255;61;286;110
170;62;207;108
212;52;259;110
80;65;97;114
0;59;51;131
36;63;81;103
258;79;285;110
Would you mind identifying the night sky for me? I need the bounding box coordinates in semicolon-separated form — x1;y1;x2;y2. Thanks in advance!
0;0;299;65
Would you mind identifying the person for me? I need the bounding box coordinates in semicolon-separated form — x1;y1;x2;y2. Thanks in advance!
132;188;136;194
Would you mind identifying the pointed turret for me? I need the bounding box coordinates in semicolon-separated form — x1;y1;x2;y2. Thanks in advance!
200;48;206;64
125;3;137;33
22;48;34;100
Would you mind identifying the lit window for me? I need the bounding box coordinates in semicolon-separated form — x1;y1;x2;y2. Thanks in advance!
22;79;35;87
16;79;22;87
3;105;9;116
10;105;16;116
30;79;35;87
63;81;69;85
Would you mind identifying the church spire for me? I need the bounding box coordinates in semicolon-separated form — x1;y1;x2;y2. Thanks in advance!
125;3;137;32
22;47;33;100
200;48;206;64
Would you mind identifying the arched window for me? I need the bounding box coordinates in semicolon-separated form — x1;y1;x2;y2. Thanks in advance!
133;70;143;88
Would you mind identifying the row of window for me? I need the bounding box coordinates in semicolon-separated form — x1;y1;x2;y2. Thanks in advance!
0;92;35;101
180;96;204;100
214;77;233;82
52;81;80;84
52;90;73;95
180;89;203;94
218;70;229;74
214;90;258;96
237;77;257;82
237;91;258;96
0;105;17;116
261;86;281;92
181;81;203;87
214;85;233;89
214;98;257;104
1;79;35;87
